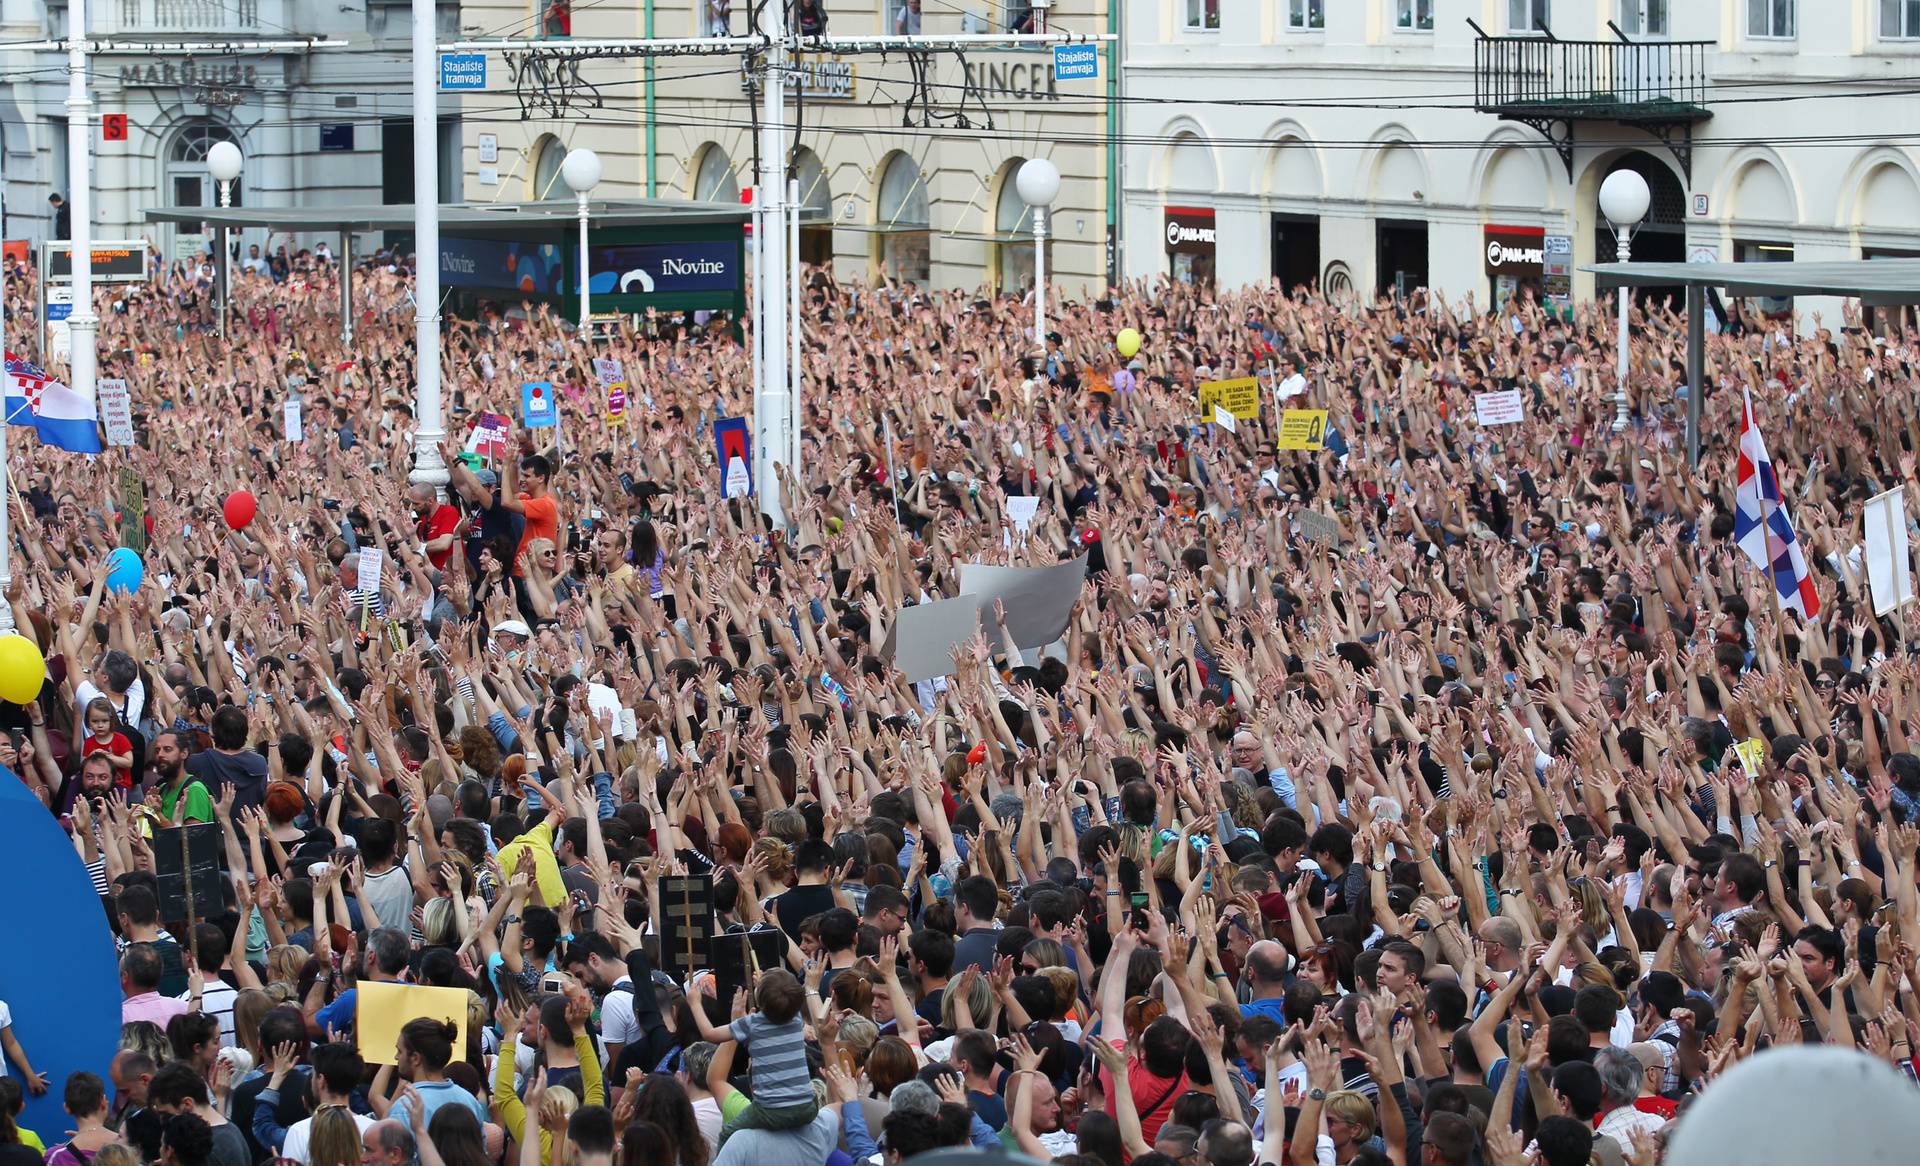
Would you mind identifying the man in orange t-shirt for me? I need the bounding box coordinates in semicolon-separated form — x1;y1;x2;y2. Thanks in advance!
503;450;559;575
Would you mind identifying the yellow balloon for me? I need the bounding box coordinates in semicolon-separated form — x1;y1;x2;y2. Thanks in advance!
0;634;43;705
1116;328;1142;359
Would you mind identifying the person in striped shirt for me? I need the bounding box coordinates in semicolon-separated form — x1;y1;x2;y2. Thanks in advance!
685;968;817;1148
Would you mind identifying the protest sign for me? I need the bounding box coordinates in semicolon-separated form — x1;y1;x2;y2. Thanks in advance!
1278;409;1329;451
956;557;1090;651
467;411;511;460
283;397;303;443
594;358;628;425
884;595;986;684
714;416;752;497
713;928;789;1012
1297;510;1341;547
1006;494;1039;533
1198;376;1260;421
98;378;134;446
1474;389;1525;427
356;981;470;1065
658;874;716;981
1213;404;1238;434
151;823;222;923
119;467;146;553
1865;486;1914;616
357;547;383;596
521;381;556;429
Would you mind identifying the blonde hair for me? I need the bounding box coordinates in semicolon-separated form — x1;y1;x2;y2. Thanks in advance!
232;989;275;1064
266;944;307;995
422;897;462;948
939;972;992;1031
308;1106;363;1166
1568;877;1609;936
538;1084;580;1131
765;808;807;847
749;837;793;884
1324;1090;1376;1141
93;1146;139;1166
836;1015;880;1066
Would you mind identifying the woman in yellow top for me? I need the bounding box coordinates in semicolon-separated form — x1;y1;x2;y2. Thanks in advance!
493;994;603;1163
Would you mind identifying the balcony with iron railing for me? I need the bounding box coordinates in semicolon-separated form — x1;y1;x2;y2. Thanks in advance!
43;0;263;37
1469;20;1713;179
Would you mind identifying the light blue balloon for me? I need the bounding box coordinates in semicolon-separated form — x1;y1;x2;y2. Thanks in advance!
104;547;144;595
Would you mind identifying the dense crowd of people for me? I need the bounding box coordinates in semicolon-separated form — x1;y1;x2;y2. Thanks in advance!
0;238;1916;1166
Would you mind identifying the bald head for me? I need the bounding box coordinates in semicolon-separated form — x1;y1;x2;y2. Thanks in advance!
1199;1120;1254;1166
1016;1072;1060;1133
1247;941;1289;986
1478;916;1524;970
363;1119;414;1166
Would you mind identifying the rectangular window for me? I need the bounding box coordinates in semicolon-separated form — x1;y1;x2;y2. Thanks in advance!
1748;0;1795;38
1289;0;1325;29
1397;0;1435;30
1184;0;1220;30
1883;0;1920;38
539;0;570;38
1620;0;1668;36
1509;0;1550;32
705;0;734;36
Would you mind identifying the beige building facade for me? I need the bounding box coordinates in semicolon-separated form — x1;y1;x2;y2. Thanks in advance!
456;1;1116;297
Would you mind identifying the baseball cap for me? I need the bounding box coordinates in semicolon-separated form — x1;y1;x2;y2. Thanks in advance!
492;619;532;638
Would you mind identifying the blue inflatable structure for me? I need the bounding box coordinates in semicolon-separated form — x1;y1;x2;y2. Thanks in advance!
0;774;123;1136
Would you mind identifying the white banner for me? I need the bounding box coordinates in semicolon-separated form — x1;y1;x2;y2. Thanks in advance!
1474;389;1524;427
99;378;134;446
1865;486;1913;617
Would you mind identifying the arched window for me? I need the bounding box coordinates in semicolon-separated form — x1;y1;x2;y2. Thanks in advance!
532;136;566;200
792;147;835;266
993;158;1036;294
874;152;929;284
166;120;242;214
693;144;740;203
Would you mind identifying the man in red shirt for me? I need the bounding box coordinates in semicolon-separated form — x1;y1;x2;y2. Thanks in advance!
503;450;558;576
409;484;461;570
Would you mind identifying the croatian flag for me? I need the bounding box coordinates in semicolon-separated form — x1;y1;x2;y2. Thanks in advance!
3;350;102;454
3;351;42;427
1733;389;1818;619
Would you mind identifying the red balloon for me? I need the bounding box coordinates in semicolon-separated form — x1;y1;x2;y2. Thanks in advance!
223;491;257;530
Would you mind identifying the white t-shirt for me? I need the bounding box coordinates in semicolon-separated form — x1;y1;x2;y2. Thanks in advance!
179;979;238;1047
0;1000;12;1077
692;1096;722;1155
600;979;641;1049
75;677;146;728
282;1110;377;1164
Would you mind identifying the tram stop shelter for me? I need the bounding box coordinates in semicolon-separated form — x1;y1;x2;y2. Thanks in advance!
143;198;765;341
1587;258;1920;469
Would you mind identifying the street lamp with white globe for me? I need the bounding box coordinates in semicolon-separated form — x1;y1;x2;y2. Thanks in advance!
1016;157;1060;360
562;147;603;334
206;139;242;338
1599;167;1650;432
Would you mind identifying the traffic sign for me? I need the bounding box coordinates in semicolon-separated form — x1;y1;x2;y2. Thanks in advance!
1053;44;1098;80
439;53;487;91
102;114;128;142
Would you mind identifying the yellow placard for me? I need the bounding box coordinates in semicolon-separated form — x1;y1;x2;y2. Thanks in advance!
1198;377;1260;421
1277;409;1329;451
356;981;471;1065
1732;738;1767;778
